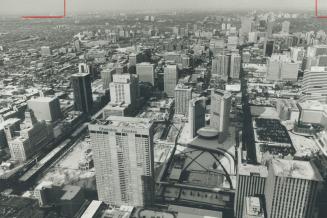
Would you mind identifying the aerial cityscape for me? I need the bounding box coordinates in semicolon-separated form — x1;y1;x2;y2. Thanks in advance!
1;1;327;218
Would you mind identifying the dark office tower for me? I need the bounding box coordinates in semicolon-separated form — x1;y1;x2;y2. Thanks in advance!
265;159;323;218
234;164;268;218
71;73;93;114
189;97;206;139
264;39;274;57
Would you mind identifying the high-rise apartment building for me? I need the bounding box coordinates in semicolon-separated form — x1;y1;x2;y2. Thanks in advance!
101;67;115;90
265;159;322;218
175;84;192;115
234;164;268;218
136;62;156;85
189;97;206;139
109;74;139;107
164;65;178;97
281;21;290;34
230;53;241;79
301;66;327;103
267;54;299;81
71;73;93;114
210;89;232;134
212;54;230;80
88;116;154;206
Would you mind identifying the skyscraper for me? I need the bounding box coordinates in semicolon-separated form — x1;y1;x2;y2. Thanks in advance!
88;116;154;206
27;96;62;122
240;17;254;36
267;54;299;81
264;39;274;57
71;73;93;114
266;20;274;38
210;89;232;134
212;54;229;80
109;74;139;108
101;67;115;90
175;84;192;115
230;53;241;79
234;164;268;218
282;21;290;34
164;65;178;97
189;97;206;139
265;159;322;218
136;62;156;85
301;66;327;103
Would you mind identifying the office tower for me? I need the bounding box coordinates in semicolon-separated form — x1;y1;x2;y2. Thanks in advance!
78;63;90;74
71;73;93;114
8;110;53;162
266;20;274;38
267;58;280;81
267;55;298;81
27;96;62;122
240;17;254;36
210;89;232;134
41;46;51;57
164;65;178;97
280;62;299;80
129;52;143;66
181;55;190;68
175;84;192;115
235;164;268;218
263;39;274;57
248;32;258;43
242;52;251;63
136;62;156;85
189;97;206;139
301;66;327;103
109;74;139;108
101;67;115;90
282;21;290;34
230;53;241;79
88;116;154;206
265;159;322;218
227;36;238;49
212;54;229;80
172;26;180;36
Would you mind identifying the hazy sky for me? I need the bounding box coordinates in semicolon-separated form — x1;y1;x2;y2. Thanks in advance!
0;0;321;15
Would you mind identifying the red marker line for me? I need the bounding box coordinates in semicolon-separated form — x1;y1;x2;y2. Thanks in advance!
22;0;66;19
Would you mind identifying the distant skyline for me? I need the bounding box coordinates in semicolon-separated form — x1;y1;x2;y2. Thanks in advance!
0;0;323;15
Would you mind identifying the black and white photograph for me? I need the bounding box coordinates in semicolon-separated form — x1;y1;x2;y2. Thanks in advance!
0;0;327;217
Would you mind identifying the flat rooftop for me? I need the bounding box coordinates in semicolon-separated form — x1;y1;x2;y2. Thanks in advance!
298;100;327;111
271;159;323;181
28;96;57;103
71;72;90;77
239;164;268;177
90;116;153;129
61;185;82;200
